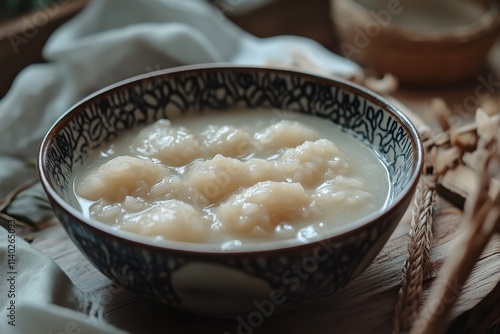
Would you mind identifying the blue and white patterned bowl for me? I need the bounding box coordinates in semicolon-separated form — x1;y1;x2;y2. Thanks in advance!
38;65;423;317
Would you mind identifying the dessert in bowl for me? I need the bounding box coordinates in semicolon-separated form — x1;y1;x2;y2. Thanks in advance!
38;65;423;316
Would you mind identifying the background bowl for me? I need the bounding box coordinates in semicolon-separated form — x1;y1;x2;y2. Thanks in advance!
38;65;422;316
332;0;500;85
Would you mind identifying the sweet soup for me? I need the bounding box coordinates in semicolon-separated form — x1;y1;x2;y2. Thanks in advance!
73;110;390;248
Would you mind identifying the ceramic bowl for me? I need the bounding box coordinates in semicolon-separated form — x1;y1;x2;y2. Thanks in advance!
332;0;500;85
38;65;423;316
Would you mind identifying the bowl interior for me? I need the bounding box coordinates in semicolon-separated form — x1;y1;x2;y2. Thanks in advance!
39;65;422;251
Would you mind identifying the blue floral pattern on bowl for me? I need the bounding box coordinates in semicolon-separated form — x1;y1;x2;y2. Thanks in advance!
39;65;422;316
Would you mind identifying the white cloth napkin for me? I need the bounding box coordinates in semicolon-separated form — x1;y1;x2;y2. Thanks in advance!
0;228;125;334
0;0;361;332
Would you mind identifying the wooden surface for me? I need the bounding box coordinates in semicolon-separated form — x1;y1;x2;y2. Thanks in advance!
0;0;88;98
30;200;500;333
5;0;500;332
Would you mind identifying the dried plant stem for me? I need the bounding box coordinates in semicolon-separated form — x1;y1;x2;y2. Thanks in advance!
0;178;39;212
0;178;42;231
393;176;437;334
0;212;36;231
409;198;500;334
410;147;500;334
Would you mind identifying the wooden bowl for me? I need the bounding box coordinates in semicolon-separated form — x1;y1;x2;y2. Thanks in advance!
331;0;500;85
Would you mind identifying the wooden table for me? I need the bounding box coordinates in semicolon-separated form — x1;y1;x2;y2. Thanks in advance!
4;0;500;332
31;202;500;333
0;0;88;98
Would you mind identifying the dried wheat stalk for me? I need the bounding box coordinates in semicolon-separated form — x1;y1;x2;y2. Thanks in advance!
409;109;500;334
393;99;500;333
392;175;436;334
392;100;451;334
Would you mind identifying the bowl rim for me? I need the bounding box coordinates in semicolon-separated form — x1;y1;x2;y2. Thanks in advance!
38;63;424;255
333;0;500;43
